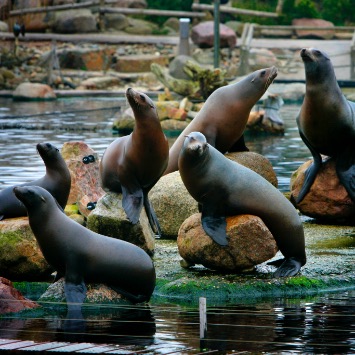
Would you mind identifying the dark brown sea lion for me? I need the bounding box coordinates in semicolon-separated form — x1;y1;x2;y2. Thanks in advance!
0;142;71;220
100;88;169;236
13;185;156;309
295;47;355;204
164;66;278;175
179;132;306;277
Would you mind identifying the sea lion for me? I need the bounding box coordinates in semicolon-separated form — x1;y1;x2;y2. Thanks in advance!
179;132;306;277
164;66;278;175
0;142;71;220
13;185;156;309
100;88;169;236
295;47;355;204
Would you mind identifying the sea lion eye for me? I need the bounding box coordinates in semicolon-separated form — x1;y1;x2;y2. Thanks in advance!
140;94;146;101
315;50;321;55
46;143;51;148
260;70;266;76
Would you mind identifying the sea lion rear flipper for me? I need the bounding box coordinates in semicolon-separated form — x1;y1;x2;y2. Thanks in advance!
336;146;355;203
296;131;323;203
109;285;149;304
273;257;303;277
64;279;87;311
201;205;228;246
143;192;162;237
122;186;143;224
228;134;249;152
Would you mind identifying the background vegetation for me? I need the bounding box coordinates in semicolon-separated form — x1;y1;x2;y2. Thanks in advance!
145;0;355;26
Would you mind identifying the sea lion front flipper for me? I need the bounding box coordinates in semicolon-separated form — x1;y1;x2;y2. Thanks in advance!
296;131;323;203
273;257;303;277
122;186;143;224
143;192;162;237
336;146;355;203
64;279;87;311
201;205;228;246
228;134;249;152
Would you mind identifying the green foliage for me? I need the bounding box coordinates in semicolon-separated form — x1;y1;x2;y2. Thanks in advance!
321;0;354;25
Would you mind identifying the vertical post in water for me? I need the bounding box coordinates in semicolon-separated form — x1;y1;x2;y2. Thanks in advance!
199;297;207;339
214;0;220;68
178;18;191;56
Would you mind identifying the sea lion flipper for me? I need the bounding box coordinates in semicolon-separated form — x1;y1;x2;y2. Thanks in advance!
228;134;249;152
336;146;355;202
122;186;143;224
143;193;162;237
64;279;87;310
296;131;323;203
201;206;228;246
273;257;302;277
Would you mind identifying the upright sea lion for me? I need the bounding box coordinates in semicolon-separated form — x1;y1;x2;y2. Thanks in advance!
0;142;71;220
13;185;156;309
100;88;169;236
295;47;355;203
179;132;306;277
164;66;278;175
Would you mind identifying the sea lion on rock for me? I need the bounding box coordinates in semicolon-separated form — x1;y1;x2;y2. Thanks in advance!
164;66;278;175
0;142;71;220
13;185;156;309
100;88;169;236
295;47;355;204
179;132;306;277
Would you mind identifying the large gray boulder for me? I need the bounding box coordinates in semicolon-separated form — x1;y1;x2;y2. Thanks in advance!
53;9;97;34
13;82;56;101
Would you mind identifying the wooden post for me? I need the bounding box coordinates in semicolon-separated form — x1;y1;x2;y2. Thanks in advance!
199;297;207;339
351;30;355;80
99;0;105;31
213;0;220;68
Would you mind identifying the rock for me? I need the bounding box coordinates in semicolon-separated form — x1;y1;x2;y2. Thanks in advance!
225;151;278;187
156;101;187;121
77;76;121;90
249;48;278;71
169;55;198;80
290;158;355;223
113;0;147;8
149;171;199;238
115;54;169;73
57;47;115;71
0;218;53;281
178;213;278;272
39;278;131;304
103;14;129;31
0;277;40;314
0;21;9;32
124;18;158;35
160;119;189;131
86;192;155;256
224;20;244;36
112;107;135;131
292;18;335;40
266;83;305;102
13;82;56;101
62;141;105;217
53;9;97;34
163;17;180;33
191;21;237;48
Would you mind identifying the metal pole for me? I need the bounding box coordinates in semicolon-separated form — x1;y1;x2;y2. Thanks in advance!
213;0;220;68
199;297;207;339
178;18;191;56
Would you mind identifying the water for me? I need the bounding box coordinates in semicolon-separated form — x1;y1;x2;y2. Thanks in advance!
0;96;353;353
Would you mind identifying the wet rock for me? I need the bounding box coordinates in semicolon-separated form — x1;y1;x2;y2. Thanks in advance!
53;9;97;34
57;47;115;71
77;76;121;90
61;141;105;217
191;21;237;48
292;18;335;40
13;82;56;101
290;158;355;223
39;278;131;304
0;277;40;314
0;218;53;281
225;151;278;187
115;54;169;73
178;213;278;272
87;192;155;256
149;171;199;238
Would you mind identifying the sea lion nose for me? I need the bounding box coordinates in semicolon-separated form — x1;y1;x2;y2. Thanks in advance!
300;48;307;55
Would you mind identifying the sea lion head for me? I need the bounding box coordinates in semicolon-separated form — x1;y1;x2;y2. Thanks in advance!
182;132;208;158
13;185;48;209
300;48;332;81
250;66;278;93
126;87;157;118
37;143;60;162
